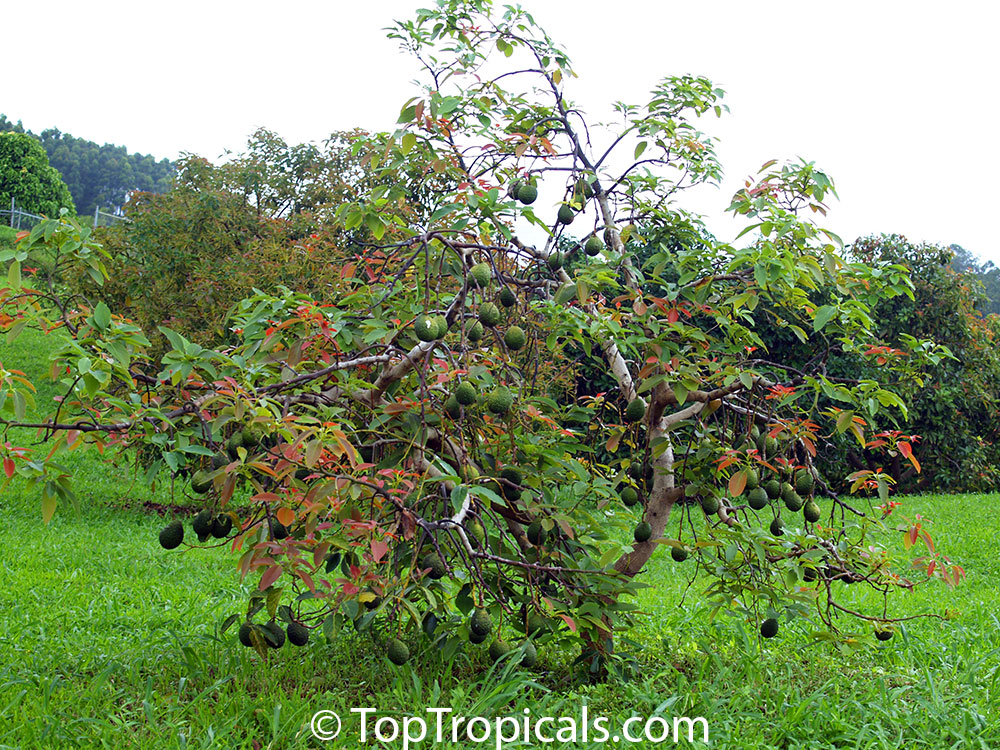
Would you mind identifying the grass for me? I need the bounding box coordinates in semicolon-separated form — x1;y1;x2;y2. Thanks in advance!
0;324;998;748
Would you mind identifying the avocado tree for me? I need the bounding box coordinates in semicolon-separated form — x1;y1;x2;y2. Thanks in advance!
0;0;962;673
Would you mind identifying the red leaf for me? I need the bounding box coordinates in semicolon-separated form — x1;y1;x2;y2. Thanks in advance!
371;539;389;563
258;564;283;591
3;457;15;479
728;469;747;497
558;614;577;633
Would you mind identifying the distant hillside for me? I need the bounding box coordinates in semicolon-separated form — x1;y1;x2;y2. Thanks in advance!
0;114;174;216
950;244;1000;316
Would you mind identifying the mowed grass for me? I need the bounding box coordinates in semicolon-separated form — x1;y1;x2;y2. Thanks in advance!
0;326;998;748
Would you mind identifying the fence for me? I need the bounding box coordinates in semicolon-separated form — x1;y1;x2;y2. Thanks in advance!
2;199;44;230
0;199;130;230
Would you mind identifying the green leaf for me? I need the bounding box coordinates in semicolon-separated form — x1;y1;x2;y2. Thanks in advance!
813;305;837;332
7;259;20;289
400;132;417;154
93;302;112;331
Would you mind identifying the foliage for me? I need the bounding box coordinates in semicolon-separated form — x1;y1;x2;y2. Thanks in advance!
950;243;1000;316
0;114;174;215
0;0;962;676
836;235;1000;492
68;128;441;356
0;131;75;216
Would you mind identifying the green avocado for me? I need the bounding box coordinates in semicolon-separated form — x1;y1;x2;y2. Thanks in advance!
624;398;645;423
504;326;527;351
486;386;513;416
479;302;502;328
633;521;653;543
387;637;410;665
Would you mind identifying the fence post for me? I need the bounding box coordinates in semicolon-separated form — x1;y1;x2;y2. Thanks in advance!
8;197;13;228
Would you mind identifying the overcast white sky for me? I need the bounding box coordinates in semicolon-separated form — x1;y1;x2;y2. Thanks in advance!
4;1;998;263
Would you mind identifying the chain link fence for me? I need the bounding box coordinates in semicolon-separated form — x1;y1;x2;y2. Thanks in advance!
1;199;130;230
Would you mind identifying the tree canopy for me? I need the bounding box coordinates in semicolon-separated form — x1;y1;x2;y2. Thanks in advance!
0;114;174;216
0;0;963;672
0;131;76;216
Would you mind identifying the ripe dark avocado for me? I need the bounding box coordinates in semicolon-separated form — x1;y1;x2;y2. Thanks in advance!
624;398;646;423
802;566;818;583
387;637;410;665
479;302;502;328
621;486;639;507
324;552;342;573
500;466;523;486
633;521;653;543
499;287;517;308
363;594;383;610
470;607;493;637
287;621;310;646
211;514;233;539
414;314;438;342
159;520;184;549
760;618;779;639
423;552;447;580
489;639;512;661
875;628;894;641
671;545;689;562
261;621;286;648
584;236;603;256
504;325;527;351
516;183;538;205
556;204;575;225
469;629;489;644
192;509;214;537
237;622;255;647
270;520;289;540
526;520;546;546
803;500;821;523
769;517;784;536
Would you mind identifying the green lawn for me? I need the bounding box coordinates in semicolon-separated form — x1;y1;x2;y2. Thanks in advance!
0;321;998;748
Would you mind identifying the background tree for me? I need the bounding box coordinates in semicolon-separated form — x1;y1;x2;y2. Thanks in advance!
0;131;75;216
0;116;174;215
0;0;962;675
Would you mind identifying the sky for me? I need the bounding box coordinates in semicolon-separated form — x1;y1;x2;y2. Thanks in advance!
4;0;998;263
